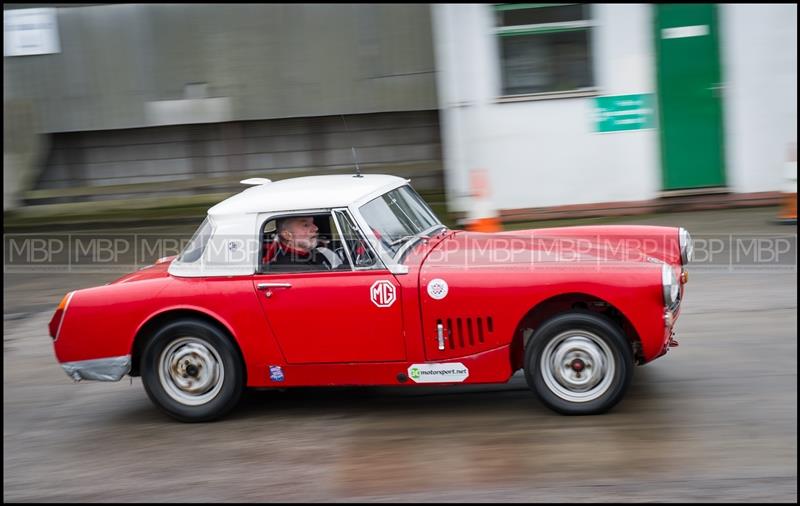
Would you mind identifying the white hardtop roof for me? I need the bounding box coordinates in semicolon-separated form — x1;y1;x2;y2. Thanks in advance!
208;174;408;216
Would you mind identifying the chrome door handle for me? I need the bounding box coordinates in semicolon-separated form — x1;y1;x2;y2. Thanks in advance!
437;322;445;351
257;282;292;290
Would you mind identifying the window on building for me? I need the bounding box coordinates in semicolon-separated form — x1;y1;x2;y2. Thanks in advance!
495;4;595;97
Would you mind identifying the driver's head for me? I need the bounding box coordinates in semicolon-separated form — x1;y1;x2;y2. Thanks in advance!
276;216;318;251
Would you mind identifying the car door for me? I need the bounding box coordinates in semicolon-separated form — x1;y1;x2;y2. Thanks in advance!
252;209;406;364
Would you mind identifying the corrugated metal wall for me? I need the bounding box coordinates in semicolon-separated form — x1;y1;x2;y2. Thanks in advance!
4;4;438;132
36;111;442;193
4;4;443;206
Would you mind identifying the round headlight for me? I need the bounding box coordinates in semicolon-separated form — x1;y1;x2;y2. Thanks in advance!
662;264;679;306
679;227;694;264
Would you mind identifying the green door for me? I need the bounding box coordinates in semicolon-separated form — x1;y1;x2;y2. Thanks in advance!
655;4;726;190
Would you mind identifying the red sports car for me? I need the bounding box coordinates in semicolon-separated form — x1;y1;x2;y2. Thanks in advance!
50;174;692;422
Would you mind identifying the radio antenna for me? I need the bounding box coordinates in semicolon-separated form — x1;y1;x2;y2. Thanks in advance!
341;115;363;178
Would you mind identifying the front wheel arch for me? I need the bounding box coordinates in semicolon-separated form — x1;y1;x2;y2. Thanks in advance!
509;293;643;372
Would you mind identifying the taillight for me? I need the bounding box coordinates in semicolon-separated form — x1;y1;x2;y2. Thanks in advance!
48;292;73;340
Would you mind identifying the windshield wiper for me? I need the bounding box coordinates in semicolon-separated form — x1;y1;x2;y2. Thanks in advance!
388;234;427;247
389;225;448;247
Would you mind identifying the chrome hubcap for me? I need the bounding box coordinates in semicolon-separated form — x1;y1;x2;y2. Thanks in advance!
540;330;615;403
159;337;224;406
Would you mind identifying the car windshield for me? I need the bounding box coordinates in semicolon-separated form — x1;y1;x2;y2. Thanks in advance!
359;185;445;258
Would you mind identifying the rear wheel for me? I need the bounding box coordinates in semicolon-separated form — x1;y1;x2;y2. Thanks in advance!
524;311;633;415
141;319;244;422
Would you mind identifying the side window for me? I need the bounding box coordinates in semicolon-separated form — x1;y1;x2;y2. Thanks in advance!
259;213;350;273
176;217;214;263
334;210;381;269
495;4;595;96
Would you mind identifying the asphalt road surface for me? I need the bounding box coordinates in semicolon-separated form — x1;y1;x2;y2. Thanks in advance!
3;208;797;502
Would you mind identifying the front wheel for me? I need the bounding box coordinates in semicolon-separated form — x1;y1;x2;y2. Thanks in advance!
524;311;633;415
141;319;244;422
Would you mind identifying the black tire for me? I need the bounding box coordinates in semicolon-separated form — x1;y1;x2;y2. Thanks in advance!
141;318;244;422
523;311;633;415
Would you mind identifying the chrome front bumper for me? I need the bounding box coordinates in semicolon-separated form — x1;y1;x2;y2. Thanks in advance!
61;355;131;382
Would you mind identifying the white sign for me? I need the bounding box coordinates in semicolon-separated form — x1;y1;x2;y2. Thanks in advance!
370;280;396;308
407;363;469;383
426;278;449;300
4;8;61;57
661;25;709;40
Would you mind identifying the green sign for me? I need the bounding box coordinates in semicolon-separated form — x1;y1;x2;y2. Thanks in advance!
594;94;655;132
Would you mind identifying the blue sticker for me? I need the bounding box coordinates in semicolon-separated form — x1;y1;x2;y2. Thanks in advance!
269;365;284;382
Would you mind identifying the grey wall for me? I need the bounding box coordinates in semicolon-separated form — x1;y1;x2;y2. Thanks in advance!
4;3;438;133
35;110;442;194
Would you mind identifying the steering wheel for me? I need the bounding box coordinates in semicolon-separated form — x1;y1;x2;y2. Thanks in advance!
339;237;372;267
315;247;344;270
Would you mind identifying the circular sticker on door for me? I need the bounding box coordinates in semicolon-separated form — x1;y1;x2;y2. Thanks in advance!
427;278;449;300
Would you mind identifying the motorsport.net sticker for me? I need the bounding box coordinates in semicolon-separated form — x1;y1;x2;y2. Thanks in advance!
407;363;469;383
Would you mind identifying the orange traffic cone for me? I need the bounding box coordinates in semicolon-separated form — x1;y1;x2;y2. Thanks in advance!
465;168;502;232
778;142;797;223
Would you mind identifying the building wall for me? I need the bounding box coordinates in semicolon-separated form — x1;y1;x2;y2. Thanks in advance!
433;4;797;214
6;3;796;212
36;111;442;192
721;4;797;194
3;4;438;133
433;4;659;213
3;4;443;207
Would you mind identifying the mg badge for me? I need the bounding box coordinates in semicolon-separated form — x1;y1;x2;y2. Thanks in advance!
370;280;396;308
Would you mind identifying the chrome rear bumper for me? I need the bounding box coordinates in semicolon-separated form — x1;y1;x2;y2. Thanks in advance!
61;355;131;382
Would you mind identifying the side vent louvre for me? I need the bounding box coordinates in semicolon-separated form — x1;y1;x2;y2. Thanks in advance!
437;316;494;350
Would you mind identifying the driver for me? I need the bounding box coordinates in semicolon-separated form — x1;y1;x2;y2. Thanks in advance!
269;216;341;270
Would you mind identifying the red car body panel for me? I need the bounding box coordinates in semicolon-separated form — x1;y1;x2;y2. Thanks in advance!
278;346;514;386
503;225;683;265
417;228;680;364
54;274;170;363
251;271;406;364
52;224;685;388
